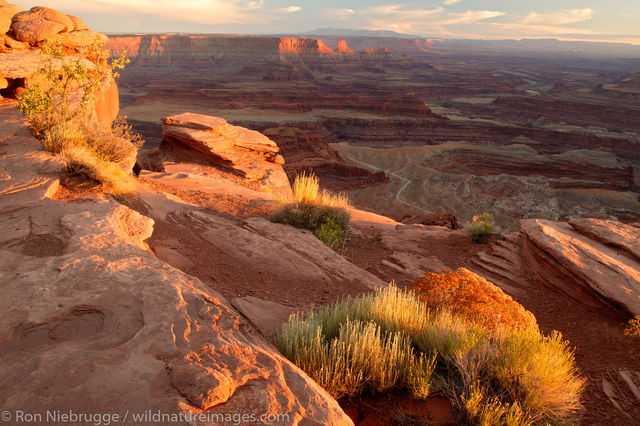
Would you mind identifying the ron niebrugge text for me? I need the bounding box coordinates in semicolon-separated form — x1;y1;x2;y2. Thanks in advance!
2;409;290;425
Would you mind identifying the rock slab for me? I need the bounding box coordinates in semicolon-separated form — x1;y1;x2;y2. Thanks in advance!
521;218;640;317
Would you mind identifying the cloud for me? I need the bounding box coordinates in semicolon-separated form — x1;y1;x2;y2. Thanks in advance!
443;0;462;5
329;8;355;21
520;8;594;25
279;6;302;14
363;5;504;35
17;0;266;25
483;8;596;38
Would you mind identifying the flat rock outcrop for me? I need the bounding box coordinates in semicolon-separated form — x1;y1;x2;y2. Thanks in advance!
156;112;291;195
521;218;640;316
0;101;352;424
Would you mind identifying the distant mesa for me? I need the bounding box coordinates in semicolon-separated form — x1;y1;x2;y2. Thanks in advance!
336;39;354;54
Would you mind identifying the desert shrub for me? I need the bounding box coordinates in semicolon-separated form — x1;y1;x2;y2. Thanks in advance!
40;121;86;154
271;173;350;248
314;217;345;249
275;287;436;400
462;383;532;426
624;315;640;337
275;285;584;424
492;329;585;424
16;40;137;193
412;268;538;333
61;143;135;194
17;40;128;134
80;116;143;168
465;212;495;243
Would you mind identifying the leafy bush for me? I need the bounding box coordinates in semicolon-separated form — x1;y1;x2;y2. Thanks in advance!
624;315;640;337
412;268;538;333
17;40;128;134
314;217;345;249
271;173;350;248
275;285;585;424
16;40;138;194
465;213;495;243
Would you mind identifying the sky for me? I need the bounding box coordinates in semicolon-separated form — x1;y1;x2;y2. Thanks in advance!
12;1;640;44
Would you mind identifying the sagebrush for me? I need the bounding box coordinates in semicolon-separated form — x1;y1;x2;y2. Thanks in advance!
275;285;585;424
465;212;495;243
271;173;350;248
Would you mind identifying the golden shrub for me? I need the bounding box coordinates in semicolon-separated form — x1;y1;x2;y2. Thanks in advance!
411;268;538;333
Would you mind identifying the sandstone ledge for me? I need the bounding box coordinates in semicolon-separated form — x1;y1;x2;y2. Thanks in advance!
521;218;640;317
0;103;352;425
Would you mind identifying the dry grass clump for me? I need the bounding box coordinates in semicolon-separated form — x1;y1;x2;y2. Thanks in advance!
412;268;538;333
271;173;350;249
275;285;585;424
60;142;136;194
40;117;141;194
465;212;496;243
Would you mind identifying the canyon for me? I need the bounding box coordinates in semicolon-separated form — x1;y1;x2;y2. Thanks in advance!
1;4;640;424
106;33;640;229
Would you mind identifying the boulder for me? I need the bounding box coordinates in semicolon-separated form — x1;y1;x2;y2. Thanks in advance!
0;3;24;33
521;218;640;317
568;218;640;262
11;19;65;43
51;30;108;51
12;6;74;32
0;32;28;51
231;297;299;336
403;213;459;229
67;14;89;31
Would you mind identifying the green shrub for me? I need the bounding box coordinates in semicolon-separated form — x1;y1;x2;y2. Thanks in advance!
17;40;128;134
16;40;138;194
275;285;585;424
314;217;346;249
271;173;350;249
465;213;496;243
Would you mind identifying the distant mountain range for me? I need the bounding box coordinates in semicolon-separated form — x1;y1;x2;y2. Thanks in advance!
300;28;419;39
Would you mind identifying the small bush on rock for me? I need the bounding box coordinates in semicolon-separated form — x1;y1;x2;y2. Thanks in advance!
624;315;640;337
16;40;139;193
465;213;495;243
271;173;350;248
314;217;345;249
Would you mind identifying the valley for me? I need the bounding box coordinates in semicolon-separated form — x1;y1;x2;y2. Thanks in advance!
106;34;640;229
